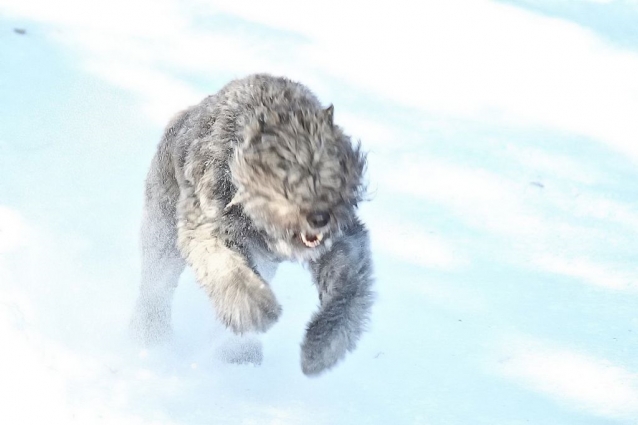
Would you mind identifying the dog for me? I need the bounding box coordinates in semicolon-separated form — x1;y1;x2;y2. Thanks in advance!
130;74;374;376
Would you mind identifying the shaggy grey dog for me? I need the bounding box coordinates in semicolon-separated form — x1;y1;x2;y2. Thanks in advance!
130;74;374;376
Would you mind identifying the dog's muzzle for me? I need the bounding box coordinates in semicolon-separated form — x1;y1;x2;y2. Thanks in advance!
300;232;324;248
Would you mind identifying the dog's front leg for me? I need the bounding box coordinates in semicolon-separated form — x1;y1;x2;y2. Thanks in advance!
302;220;375;376
176;192;282;334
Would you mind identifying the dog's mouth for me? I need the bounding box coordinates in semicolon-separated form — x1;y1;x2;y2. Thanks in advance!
299;232;323;248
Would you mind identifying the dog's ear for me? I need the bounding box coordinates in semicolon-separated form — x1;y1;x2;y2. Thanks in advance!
251;106;272;133
324;104;334;126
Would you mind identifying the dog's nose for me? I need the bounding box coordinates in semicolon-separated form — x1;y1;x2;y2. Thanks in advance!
307;211;330;228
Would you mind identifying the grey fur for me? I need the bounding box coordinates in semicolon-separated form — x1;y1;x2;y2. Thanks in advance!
130;74;374;376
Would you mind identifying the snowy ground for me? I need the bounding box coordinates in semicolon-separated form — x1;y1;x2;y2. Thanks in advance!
2;0;638;423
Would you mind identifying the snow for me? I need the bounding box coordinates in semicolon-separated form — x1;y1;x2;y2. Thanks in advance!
1;0;638;423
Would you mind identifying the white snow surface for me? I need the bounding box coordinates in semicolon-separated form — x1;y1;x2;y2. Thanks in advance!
1;1;638;423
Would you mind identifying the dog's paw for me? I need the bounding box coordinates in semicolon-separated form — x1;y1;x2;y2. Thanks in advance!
300;310;353;376
129;300;172;346
218;280;282;334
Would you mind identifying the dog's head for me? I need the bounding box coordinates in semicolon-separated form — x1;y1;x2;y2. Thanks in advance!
229;105;367;261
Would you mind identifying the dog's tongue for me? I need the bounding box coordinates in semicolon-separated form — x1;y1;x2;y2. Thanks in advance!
301;232;323;248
